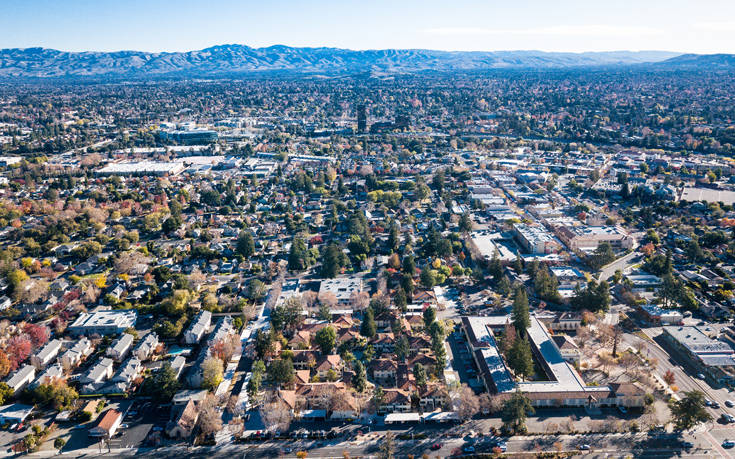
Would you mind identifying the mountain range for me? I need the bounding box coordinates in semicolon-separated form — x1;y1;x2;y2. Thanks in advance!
0;45;730;78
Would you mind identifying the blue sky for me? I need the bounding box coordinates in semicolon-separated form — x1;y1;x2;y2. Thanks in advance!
2;0;735;53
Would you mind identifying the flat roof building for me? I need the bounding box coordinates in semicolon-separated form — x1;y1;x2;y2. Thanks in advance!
68;310;137;336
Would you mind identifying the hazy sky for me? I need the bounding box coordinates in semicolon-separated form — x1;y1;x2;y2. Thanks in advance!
3;0;735;53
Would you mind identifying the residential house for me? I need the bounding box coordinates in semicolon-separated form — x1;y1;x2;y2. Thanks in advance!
6;365;35;392
88;409;123;438
184;310;212;345
106;333;134;361
60;337;94;370
166;399;200;439
133;333;159;361
30;339;62;370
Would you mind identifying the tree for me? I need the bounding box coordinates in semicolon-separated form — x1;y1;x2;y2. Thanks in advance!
507;338;534;380
201;356;224;390
663;370;676;386
669;390;712;430
321;243;348;278
23;323;50;349
423;306;436;330
459;213;472;232
314;326;336;355
502;391;534;435
420;266;436;289
413;363;427;389
54;437;66;453
236;231;255;258
144;362;180;402
197;394;223;437
0;383;13;405
395;335;410;360
361;307;376;338
261;396;294;433
352;360;367;393
268;358;295;386
288;237;313;271
512;287;530;335
454;384;480;420
378;431;395;459
588;242;616;271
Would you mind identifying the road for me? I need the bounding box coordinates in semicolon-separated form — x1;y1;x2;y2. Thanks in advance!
621;329;735;456
598;252;641;281
27;431;720;458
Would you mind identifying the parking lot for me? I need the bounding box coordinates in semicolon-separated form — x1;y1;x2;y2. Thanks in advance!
448;327;483;392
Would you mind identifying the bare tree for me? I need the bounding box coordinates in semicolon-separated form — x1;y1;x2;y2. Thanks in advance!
260;395;293;432
319;291;338;310
349;291;370;311
189;268;207;290
197;394;223;437
452;384;480;421
114;251;149;275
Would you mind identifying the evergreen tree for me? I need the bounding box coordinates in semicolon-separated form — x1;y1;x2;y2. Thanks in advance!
352;360;367;393
512;287;530;335
361;307;376;338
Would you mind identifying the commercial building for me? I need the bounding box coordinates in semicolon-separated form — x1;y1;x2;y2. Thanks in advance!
556;225;635;251
319;277;363;306
160;129;218;145
638;304;683;325
95;161;185;177
68;310;137;336
513;224;562;254
0;404;33;424
357;104;367;134
662;326;735;384
462;315;643;408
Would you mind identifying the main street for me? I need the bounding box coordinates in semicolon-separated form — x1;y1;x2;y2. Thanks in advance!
28;431;719;458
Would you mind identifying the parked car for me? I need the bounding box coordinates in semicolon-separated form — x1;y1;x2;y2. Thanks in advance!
463;445;475;453
618;406;628;414
579;444;591;450
712;402;721;409
727;400;735;408
430;443;442;450
723;440;735;448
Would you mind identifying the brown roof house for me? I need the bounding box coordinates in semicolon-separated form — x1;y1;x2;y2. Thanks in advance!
88;409;123;438
166;399;200;439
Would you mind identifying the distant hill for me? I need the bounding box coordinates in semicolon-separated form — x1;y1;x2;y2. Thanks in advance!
0;45;683;78
657;53;735;69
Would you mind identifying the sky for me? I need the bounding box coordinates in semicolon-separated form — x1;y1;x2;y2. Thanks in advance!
2;0;735;54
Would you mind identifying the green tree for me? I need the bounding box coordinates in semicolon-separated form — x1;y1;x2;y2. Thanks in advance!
54;438;66;453
321;243;348;278
507;338;534;380
423;306;436;330
413;363;427;389
144;362;181;402
501;391;534;434
459;213;472;232
0;383;13;405
314;325;336;355
352;360;367;393
395;335;410;360
288;237;311;271
268;358;295;386
512;287;530;335
361;307;376;338
669;390;712;430
420;266;436;289
236;231;255;258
